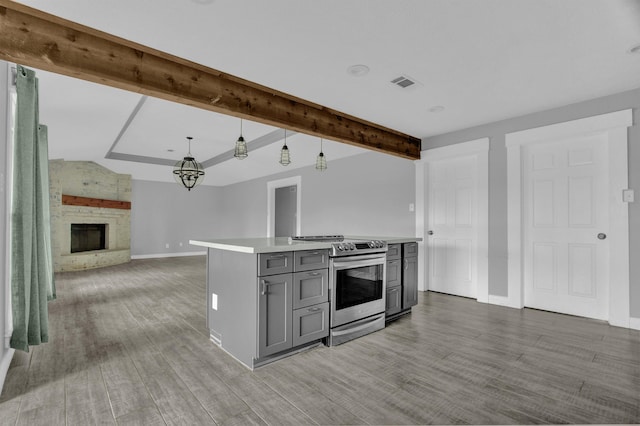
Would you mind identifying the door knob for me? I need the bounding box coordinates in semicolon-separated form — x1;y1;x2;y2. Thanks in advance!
597;233;607;240
428;230;434;235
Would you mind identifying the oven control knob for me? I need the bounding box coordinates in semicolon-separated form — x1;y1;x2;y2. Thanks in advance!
351;243;356;250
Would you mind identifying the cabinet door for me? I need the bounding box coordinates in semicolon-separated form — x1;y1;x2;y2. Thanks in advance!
293;269;328;309
258;273;292;357
402;256;418;308
292;302;329;347
386;286;402;316
386;259;402;288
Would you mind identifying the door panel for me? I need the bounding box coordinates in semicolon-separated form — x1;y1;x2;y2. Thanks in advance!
523;134;608;320
427;155;478;299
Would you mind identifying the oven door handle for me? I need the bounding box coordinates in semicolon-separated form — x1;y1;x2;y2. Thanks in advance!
331;254;386;268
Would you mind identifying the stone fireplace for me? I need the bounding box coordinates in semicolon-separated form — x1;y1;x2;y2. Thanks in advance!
49;160;131;272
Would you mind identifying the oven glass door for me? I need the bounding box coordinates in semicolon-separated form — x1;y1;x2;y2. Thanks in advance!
335;265;383;309
331;254;386;327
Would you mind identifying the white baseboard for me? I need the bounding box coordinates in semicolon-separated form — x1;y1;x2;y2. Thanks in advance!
131;251;206;260
487;294;521;309
0;348;15;396
630;316;640;331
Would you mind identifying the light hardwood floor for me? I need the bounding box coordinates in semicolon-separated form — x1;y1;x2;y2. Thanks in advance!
1;256;639;425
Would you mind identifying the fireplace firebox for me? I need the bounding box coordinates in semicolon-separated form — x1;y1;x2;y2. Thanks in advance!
71;224;107;253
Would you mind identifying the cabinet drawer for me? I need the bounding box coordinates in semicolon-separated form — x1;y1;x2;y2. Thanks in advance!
403;242;418;258
258;252;293;276
294;249;329;272
386;259;402;288
293;269;328;309
292;302;329;347
386;286;402;316
387;243;401;260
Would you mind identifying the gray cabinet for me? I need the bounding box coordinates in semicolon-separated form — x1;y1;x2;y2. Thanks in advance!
293;269;328;309
258;273;292;357
387;243;401;260
386;258;402;288
402;243;418;309
292;302;329;347
294;249;329;272
386;242;419;321
258;252;293;276
386;286;402;316
258;249;329;360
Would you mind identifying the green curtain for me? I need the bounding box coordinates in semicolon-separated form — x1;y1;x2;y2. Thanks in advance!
10;65;56;352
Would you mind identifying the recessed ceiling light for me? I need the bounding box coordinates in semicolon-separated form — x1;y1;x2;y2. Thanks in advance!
628;44;640;54
429;105;445;113
346;64;370;77
167;149;175;153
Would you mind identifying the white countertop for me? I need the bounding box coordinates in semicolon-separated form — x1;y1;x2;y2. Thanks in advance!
189;236;422;254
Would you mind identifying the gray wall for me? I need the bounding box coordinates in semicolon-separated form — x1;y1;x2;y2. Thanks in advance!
0;62;12;390
130;180;222;256
217;151;417;239
422;87;640;317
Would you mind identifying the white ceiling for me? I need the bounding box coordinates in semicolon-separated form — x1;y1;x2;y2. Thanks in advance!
15;0;640;187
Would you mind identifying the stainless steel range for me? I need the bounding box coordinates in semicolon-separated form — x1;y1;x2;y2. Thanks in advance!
290;235;387;345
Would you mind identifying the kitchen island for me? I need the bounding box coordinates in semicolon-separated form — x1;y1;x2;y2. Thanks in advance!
190;236;420;369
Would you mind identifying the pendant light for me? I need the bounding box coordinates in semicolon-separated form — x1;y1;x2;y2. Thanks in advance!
233;118;248;159
279;129;291;166
173;136;205;191
315;138;327;171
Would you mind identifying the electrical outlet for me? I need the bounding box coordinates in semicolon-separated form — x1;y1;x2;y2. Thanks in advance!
211;293;218;310
409;203;415;212
623;189;635;203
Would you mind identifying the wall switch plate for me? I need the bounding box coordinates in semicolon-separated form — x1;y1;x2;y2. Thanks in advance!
409;203;415;212
165;243;170;248
623;189;634;203
211;293;218;310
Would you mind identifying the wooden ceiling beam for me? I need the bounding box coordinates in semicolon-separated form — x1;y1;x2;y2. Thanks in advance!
0;1;421;160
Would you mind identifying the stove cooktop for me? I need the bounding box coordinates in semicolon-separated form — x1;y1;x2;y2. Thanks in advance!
290;235;387;256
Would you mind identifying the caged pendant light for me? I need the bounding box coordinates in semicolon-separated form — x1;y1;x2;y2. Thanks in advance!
315;138;327;171
233;118;248;159
279;129;291;166
173;136;205;191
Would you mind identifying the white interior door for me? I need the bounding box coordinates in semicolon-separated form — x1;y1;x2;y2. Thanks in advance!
523;133;609;320
428;155;478;299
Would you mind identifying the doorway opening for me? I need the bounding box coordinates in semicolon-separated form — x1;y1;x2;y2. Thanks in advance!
267;176;301;238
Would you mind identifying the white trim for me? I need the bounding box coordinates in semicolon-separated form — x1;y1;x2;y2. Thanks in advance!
266;175;301;238
414;160;426;291
629;317;640;331
4;63;16;350
417;137;490;302
506;109;633;147
0;347;14;396
505;109;633;327
487;295;520;309
131;251;206;260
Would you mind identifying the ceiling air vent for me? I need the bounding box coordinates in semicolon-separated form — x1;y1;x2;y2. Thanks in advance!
390;75;419;89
